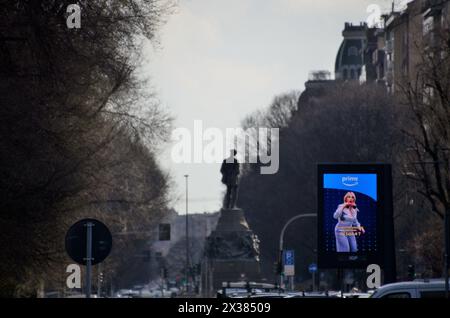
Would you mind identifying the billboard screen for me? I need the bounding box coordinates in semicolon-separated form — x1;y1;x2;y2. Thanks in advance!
318;164;395;272
323;173;377;253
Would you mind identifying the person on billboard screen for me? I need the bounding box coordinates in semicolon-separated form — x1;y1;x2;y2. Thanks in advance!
333;191;365;252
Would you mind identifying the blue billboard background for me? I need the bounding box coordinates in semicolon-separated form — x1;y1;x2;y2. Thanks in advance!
323;174;378;253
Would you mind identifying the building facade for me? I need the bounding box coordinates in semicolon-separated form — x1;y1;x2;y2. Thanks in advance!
371;0;450;93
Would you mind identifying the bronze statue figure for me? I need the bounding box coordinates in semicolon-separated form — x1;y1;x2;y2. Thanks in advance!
220;149;240;209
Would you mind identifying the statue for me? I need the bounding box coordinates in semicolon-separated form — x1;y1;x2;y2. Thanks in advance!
203;151;261;294
220;149;239;209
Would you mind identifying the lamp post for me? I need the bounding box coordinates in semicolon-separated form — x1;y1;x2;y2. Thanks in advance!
184;174;190;293
278;213;317;288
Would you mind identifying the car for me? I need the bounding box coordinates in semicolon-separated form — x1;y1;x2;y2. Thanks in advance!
139;287;173;298
286;291;341;298
114;289;136;298
217;281;284;298
342;292;372;298
248;292;290;298
370;279;449;298
65;293;99;298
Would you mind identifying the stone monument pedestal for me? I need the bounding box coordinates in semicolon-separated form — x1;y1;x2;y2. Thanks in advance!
202;208;261;296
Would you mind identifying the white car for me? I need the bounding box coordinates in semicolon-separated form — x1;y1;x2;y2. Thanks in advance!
114;289;136;298
139;288;173;298
370;279;449;298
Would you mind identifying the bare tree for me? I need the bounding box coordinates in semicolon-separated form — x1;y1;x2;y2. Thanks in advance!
238;82;404;282
398;26;450;222
0;1;174;296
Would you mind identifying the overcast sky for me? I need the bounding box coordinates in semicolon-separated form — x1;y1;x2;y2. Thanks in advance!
141;0;409;214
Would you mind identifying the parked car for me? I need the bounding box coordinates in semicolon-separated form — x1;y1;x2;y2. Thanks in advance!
217;281;284;298
114;289;137;298
342;292;372;298
139;288;173;298
248;292;290;298
286;291;341;298
370;279;448;298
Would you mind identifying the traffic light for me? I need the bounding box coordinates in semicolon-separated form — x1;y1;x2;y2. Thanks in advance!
98;272;104;283
407;264;415;280
163;267;168;279
273;261;282;275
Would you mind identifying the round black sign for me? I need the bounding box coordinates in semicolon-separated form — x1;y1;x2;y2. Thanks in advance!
65;218;112;265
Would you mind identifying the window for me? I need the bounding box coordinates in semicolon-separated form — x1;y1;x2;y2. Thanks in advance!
382;292;411;298
420;291;446;298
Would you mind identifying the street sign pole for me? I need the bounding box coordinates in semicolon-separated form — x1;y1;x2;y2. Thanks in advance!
279;214;316;287
66;218;112;298
85;221;93;299
308;263;318;291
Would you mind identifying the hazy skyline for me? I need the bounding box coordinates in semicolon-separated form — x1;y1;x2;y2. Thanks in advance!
142;0;409;214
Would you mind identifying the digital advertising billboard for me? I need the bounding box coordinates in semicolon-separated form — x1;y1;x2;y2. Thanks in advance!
318;164;396;279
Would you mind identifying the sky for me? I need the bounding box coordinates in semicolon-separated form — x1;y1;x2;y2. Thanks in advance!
141;0;409;214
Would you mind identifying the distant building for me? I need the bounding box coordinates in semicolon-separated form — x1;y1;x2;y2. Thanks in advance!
369;0;450;93
335;22;368;81
298;70;336;106
148;210;220;282
299;22;379;107
298;0;450;108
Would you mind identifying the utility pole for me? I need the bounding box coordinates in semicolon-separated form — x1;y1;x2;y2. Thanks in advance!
184;174;190;294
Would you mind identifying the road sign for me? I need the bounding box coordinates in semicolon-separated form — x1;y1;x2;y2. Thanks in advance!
309;263;318;273
283;250;295;276
65;218;112;265
284;250;294;265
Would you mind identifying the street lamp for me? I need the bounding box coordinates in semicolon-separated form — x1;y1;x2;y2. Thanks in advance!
184;174;190;293
278;213;317;288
